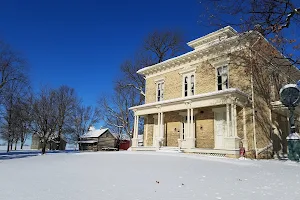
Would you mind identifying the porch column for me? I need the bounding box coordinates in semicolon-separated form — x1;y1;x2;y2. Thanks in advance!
187;108;190;138
231;103;234;137
231;103;237;137
226;104;230;137
234;104;237;137
189;108;195;148
160;112;164;139
243;107;248;150
157;112;161;140
191;108;194;139
132;115;139;147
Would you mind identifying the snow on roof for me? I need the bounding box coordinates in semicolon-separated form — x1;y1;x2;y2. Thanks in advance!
80;128;109;138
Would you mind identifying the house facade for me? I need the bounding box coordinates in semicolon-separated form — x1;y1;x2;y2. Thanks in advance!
130;26;300;158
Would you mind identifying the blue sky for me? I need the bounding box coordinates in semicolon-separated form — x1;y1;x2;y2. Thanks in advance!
0;0;216;107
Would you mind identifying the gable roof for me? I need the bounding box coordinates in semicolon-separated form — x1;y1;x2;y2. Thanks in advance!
80;127;109;138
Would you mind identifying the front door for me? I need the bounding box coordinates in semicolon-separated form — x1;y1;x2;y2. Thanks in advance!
214;111;226;149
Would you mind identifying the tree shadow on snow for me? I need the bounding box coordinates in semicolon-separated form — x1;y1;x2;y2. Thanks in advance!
0;150;79;160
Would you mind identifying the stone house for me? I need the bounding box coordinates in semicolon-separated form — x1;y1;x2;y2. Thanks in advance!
129;26;300;158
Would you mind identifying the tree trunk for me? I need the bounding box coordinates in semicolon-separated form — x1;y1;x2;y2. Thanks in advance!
7;141;10;153
14;140;17;150
42;144;46;154
20;135;25;150
10;143;13;151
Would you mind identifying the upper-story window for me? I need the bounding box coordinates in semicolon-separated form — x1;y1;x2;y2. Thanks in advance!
156;82;164;101
191;75;194;95
182;74;195;97
184;76;188;96
217;66;228;90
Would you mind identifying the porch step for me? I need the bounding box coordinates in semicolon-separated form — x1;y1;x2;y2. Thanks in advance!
157;147;182;153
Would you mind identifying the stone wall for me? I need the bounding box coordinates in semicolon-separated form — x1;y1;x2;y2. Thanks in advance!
145;60;225;104
164;111;181;147
195;61;216;94
195;107;214;148
144;115;154;146
272;112;288;155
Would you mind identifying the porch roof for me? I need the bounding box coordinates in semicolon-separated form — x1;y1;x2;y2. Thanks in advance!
130;88;249;115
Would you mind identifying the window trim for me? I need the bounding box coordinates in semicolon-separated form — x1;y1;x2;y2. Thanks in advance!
216;65;229;91
212;58;230;91
181;72;196;97
155;79;165;102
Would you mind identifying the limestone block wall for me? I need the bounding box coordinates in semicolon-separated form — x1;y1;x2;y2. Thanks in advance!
195;61;216;94
144;115;154;146
164;111;181;147
195;107;214;148
145;69;182;104
272;112;288;155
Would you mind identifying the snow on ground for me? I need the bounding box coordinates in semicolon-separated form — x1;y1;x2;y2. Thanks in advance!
0;151;300;200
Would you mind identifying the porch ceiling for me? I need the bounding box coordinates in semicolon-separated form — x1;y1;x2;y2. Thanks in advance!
130;88;249;116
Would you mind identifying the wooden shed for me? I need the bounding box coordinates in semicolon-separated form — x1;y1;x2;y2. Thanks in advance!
31;133;67;150
79;127;117;151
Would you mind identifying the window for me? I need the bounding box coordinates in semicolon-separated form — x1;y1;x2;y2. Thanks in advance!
191;75;194;95
183;74;195;97
182;121;185;140
157;82;164;101
184;76;188;97
217;66;228;90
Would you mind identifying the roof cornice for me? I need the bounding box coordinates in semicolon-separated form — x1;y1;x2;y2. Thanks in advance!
187;26;237;49
137;33;244;77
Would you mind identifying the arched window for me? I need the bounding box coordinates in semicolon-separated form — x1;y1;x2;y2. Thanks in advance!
157;83;161;101
191;75;194;95
184;76;188;97
217;66;228;90
157;82;164;101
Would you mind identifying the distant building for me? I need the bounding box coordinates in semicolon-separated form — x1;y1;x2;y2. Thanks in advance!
31;133;67;150
79;127;131;151
79;127;116;151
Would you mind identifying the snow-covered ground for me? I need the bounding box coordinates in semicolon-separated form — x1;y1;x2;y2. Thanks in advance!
0;151;299;200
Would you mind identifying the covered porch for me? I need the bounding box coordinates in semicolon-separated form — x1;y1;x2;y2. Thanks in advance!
130;89;249;156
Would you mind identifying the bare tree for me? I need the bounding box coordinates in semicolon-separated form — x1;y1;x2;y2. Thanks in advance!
198;1;300;157
68;104;100;149
98;86;136;137
101;30;186;136
0;79;30;152
31;87;59;154
14;93;33;149
0;40;27;91
55;85;77;150
199;0;300;66
144;30;186;63
116;30;186;99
